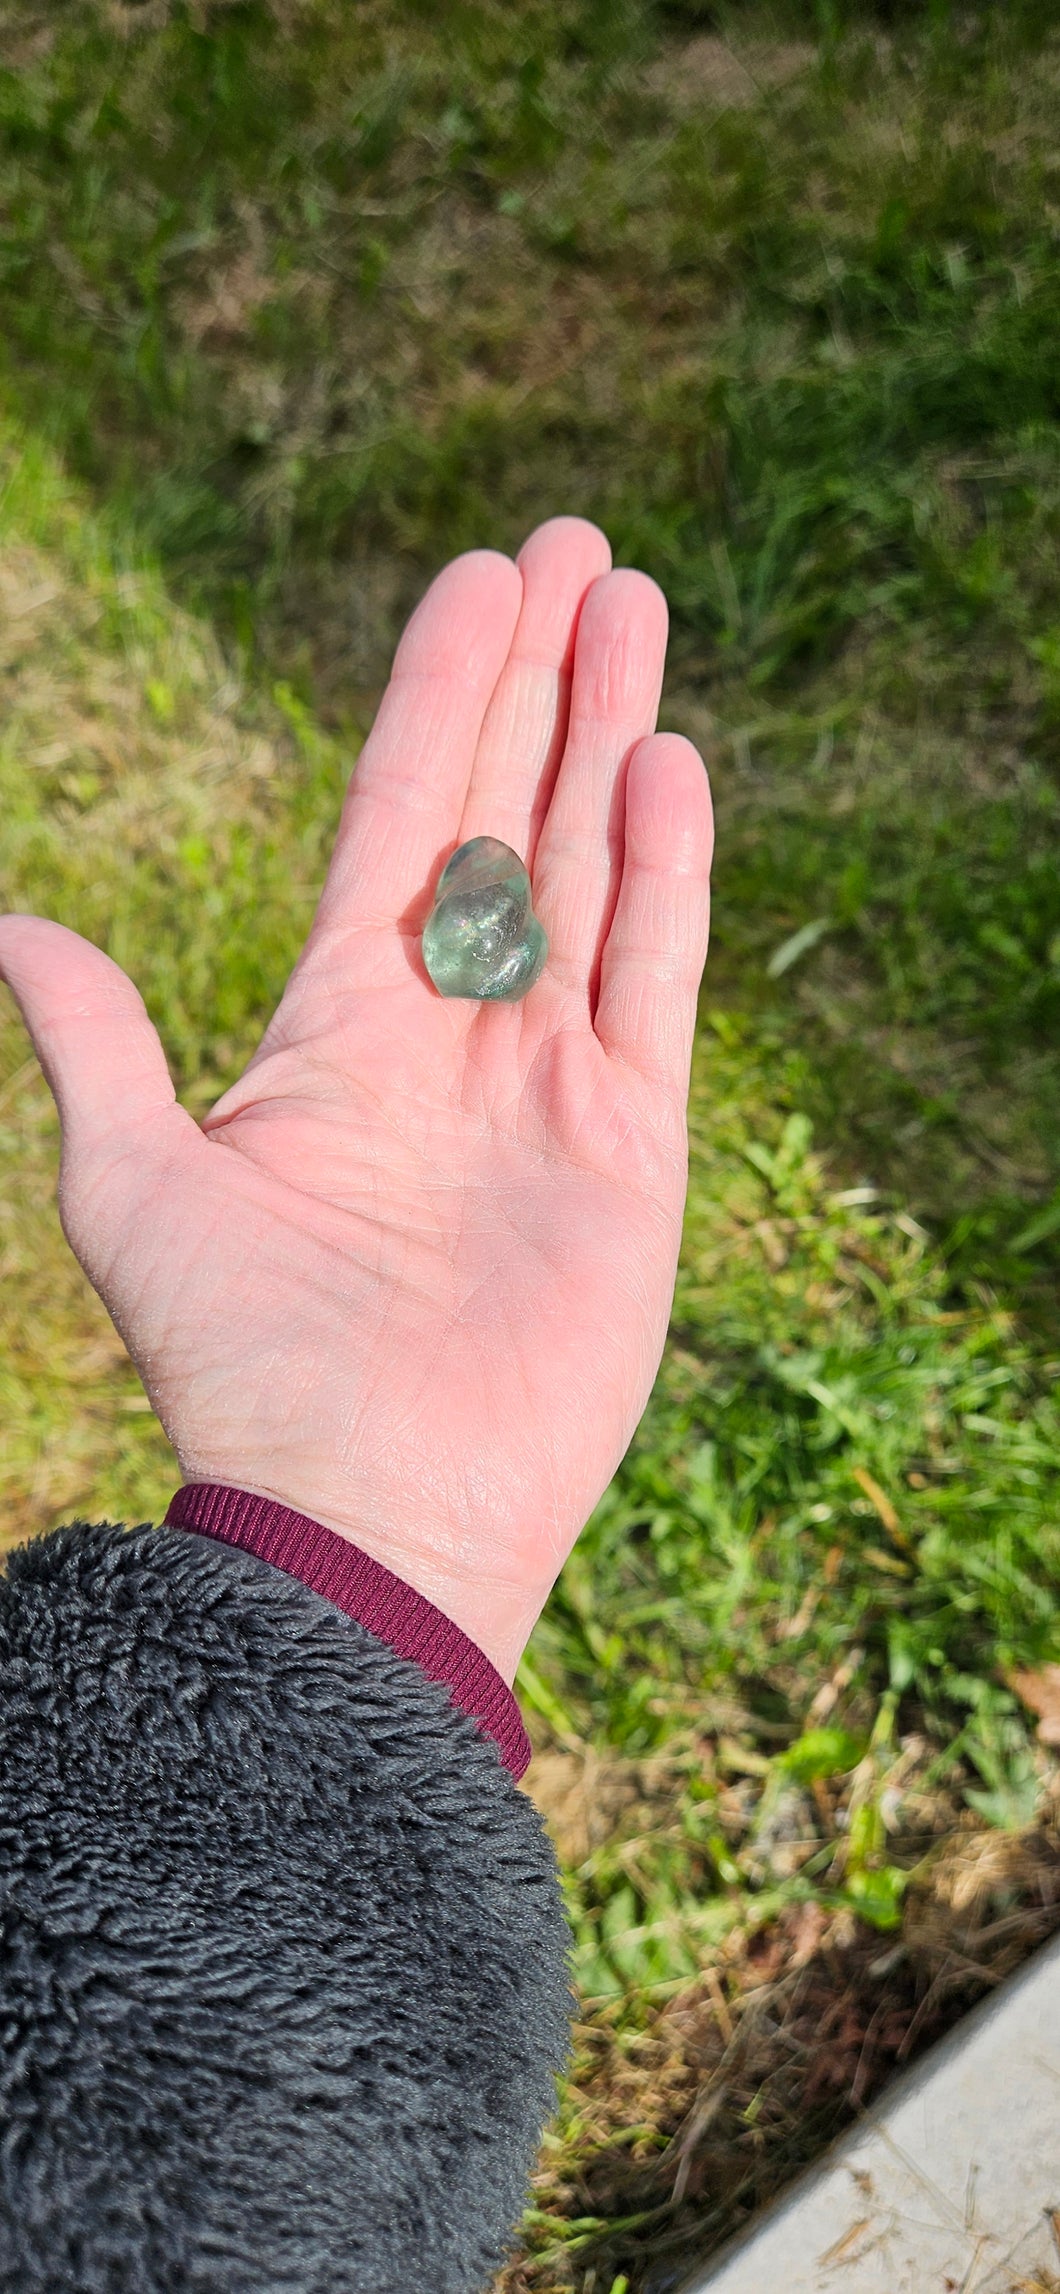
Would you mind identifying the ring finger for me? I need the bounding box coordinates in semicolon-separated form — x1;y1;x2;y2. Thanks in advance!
530;567;669;1008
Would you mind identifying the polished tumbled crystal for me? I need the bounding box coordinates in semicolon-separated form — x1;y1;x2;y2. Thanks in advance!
422;836;548;1002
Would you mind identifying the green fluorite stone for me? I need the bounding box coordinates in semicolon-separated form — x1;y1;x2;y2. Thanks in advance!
422;836;548;1002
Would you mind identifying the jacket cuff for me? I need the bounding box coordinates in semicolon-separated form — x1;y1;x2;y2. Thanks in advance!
163;1482;532;1781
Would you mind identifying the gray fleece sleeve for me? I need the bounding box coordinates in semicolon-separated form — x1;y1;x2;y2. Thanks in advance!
0;1519;574;2293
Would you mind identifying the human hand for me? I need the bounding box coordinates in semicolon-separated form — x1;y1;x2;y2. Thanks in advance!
0;517;713;1683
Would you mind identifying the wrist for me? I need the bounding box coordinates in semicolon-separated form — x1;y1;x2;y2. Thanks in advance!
168;1465;541;1684
163;1480;535;1781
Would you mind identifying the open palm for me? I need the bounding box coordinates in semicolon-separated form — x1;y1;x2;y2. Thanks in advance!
0;518;712;1682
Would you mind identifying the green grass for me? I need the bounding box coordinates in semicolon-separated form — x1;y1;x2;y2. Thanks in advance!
2;0;1059;1279
0;421;351;1532
2;4;1060;2287
540;1031;1060;1971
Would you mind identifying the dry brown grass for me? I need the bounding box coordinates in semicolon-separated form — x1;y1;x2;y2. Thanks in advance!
500;1759;1060;2293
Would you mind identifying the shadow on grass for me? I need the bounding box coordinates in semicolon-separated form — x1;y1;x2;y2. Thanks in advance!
499;1810;1060;2292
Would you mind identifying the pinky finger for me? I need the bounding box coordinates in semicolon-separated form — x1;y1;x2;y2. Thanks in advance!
593;734;714;1094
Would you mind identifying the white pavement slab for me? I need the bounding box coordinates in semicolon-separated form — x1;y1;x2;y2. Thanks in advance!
680;1929;1060;2294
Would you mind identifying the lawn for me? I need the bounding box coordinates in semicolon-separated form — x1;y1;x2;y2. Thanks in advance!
1;4;1060;2289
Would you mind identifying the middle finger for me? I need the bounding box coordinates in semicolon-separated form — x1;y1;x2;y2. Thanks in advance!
458;515;612;864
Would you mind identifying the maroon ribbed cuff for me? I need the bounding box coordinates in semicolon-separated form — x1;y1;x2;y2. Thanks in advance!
163;1483;531;1782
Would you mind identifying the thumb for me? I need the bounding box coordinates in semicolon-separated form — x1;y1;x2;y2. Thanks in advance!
0;913;178;1183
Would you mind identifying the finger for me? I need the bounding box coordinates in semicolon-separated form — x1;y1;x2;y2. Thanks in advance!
312;549;524;941
459;516;612;863
0;911;182;1192
531;568;669;1003
593;734;714;1092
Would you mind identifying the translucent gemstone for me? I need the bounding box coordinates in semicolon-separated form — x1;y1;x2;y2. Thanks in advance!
422;836;548;1002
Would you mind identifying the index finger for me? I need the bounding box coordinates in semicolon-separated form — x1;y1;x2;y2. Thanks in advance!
310;550;524;945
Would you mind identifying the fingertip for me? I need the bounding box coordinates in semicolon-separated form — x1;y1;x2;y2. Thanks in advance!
573;565;670;666
593;563;669;627
441;546;525;622
0;907;49;951
624;733;714;874
394;547;524;684
452;545;523;584
0;914;175;1170
411;544;521;594
517;515;612;576
0;911;99;1006
510;518;613;672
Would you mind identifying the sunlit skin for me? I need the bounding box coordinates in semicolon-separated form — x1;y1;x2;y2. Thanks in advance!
0;516;713;1687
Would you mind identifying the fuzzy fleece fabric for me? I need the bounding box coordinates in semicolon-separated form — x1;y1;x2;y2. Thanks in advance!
0;1519;574;2292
